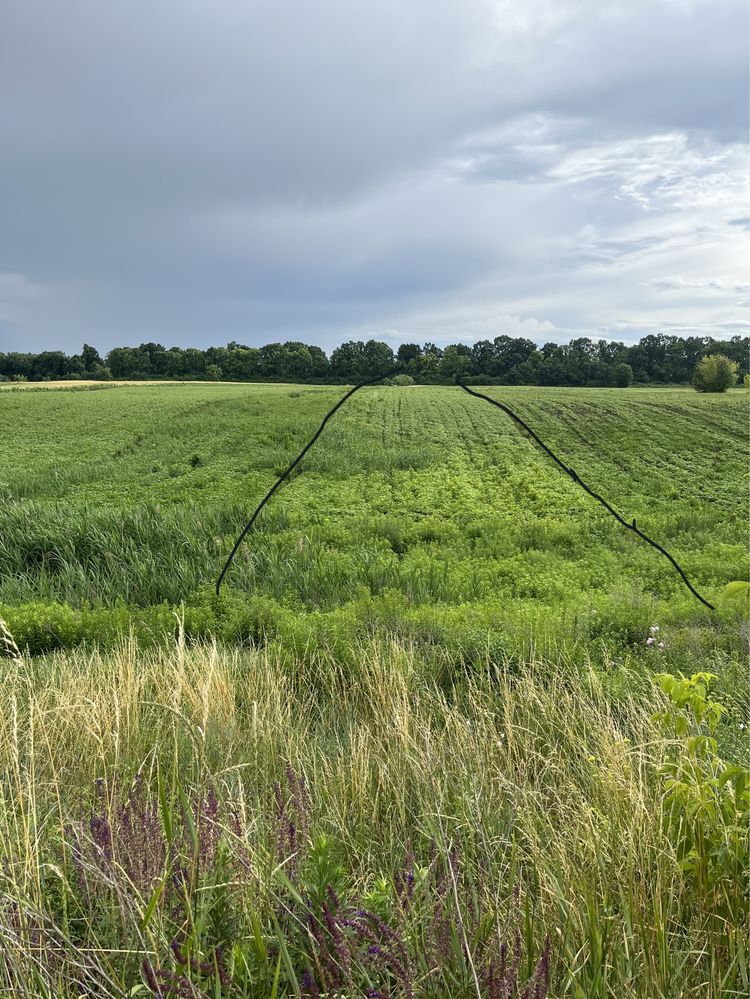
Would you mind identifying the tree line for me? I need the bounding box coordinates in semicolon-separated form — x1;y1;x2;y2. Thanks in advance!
1;333;747;387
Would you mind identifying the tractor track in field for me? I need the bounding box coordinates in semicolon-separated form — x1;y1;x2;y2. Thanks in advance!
635;401;747;442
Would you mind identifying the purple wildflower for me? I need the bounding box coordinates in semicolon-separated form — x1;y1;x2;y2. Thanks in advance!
301;968;321;999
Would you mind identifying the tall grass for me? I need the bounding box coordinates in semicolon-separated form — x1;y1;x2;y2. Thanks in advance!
0;635;745;996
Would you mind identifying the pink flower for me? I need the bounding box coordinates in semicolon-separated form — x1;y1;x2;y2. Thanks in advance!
646;637;654;646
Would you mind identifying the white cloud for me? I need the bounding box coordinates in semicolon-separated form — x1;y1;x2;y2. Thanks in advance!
367;310;561;346
549;132;748;212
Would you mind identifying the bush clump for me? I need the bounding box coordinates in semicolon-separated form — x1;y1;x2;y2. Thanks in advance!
693;354;739;393
614;362;633;387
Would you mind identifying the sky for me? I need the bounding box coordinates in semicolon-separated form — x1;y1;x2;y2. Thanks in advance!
1;0;748;355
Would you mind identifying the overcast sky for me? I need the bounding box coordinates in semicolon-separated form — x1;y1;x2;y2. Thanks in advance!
1;0;747;354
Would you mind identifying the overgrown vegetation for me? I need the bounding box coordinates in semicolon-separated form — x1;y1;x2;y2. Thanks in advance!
0;382;747;996
0;638;746;997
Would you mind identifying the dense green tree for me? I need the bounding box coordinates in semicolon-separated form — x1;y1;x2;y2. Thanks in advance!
31;351;71;380
566;338;597;383
629;333;674;381
596;339;626;366
330;341;366;380
277;342;313;381
470;340;495;376
396;342;422;378
438;344;472;381
329;340;393;380
665;336;706;382
148;349;172;378
308;345;329;379
614;362;634;387
66;354;86;377
538;348;566;386
256;343;284;378
0;353;33;379
204;345;228;370
183;349;205;378
693;354;739;393
107;347;149;378
722;335;750;379
397;343;422;366
489;336;538;378
362;340;395;376
506;360;536;384
415;343;443;383
81;343;103;372
225;347;260;381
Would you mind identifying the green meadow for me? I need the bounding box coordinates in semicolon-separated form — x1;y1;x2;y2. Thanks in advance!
0;382;747;997
2;383;747;662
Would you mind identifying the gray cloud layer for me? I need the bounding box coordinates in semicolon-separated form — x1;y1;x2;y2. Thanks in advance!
1;0;747;352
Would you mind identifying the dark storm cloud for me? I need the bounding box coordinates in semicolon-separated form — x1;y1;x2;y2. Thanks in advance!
0;0;747;352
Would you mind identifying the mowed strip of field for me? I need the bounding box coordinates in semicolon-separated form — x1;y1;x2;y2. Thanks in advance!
1;383;747;672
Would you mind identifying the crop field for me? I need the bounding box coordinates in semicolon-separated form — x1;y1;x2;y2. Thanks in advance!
1;383;747;660
0;382;748;997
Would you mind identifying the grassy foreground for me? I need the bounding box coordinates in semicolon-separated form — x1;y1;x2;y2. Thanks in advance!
0;635;746;998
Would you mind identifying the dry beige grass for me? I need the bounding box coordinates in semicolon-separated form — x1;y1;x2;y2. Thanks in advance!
0;636;743;996
0;378;258;389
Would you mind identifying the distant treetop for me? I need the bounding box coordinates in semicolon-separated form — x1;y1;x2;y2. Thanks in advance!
1;332;747;388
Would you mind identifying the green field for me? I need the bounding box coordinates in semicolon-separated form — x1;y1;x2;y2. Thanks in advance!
0;382;748;997
2;383;747;661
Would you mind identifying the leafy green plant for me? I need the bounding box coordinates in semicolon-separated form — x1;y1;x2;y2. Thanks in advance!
651;672;749;915
722;580;750;614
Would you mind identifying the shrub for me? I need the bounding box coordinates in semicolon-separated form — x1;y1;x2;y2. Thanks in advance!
692;354;739;393
651;672;749;918
722;580;750;613
392;373;415;386
614;362;633;387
